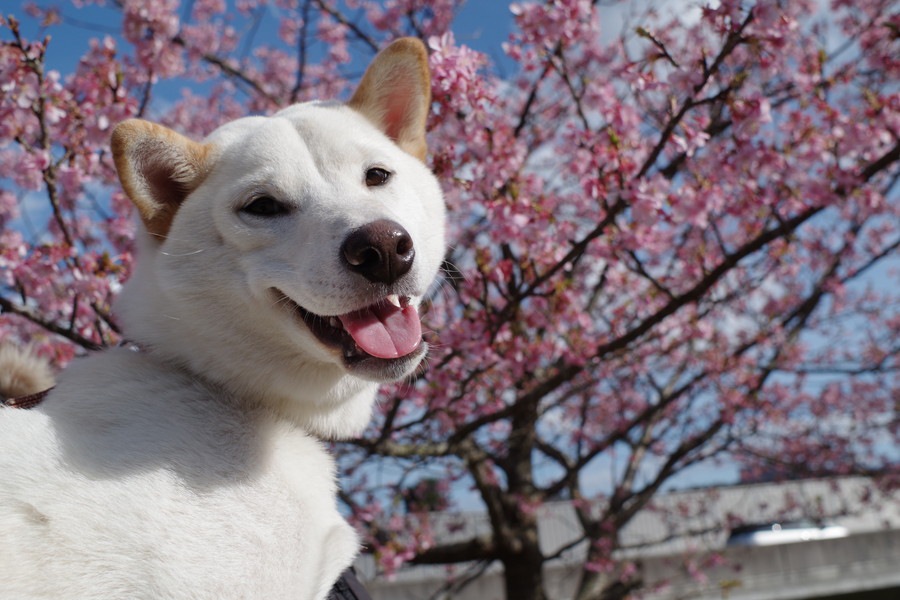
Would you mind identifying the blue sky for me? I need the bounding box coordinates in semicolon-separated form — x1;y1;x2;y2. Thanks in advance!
17;1;519;86
14;1;720;91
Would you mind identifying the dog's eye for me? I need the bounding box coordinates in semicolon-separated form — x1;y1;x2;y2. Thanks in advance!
241;196;290;217
365;167;391;187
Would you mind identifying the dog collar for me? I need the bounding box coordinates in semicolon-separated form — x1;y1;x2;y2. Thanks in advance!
1;387;53;409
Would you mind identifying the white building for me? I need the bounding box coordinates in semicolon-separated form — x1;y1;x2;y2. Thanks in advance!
356;477;900;599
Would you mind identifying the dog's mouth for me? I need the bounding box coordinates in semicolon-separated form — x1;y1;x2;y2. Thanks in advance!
275;290;424;367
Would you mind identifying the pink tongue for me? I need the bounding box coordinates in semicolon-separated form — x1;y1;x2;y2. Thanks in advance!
338;302;422;359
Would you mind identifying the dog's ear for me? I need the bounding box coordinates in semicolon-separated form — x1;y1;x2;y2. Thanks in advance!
348;37;431;162
111;119;212;239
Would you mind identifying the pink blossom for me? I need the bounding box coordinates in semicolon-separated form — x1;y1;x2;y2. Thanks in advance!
0;189;19;225
3;3;900;596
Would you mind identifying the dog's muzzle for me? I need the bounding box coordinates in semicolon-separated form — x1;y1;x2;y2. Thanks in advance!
274;289;427;379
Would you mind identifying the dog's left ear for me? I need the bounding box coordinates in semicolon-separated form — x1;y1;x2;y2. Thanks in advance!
111;119;212;240
348;37;431;162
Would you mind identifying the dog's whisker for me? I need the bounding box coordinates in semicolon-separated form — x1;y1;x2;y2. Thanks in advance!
160;248;207;257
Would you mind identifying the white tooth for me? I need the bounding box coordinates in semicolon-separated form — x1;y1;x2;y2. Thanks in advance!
387;294;401;308
329;317;339;328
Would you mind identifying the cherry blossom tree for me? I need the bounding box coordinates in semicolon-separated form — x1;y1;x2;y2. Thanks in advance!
2;1;898;599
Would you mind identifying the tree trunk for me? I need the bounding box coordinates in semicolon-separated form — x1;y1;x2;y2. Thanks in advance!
502;544;547;600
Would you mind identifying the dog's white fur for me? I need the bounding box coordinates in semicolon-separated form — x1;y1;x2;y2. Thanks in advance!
0;38;445;599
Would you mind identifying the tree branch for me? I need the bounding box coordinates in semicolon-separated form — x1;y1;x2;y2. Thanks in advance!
0;295;102;351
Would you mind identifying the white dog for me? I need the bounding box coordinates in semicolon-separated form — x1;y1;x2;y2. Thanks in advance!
0;38;445;599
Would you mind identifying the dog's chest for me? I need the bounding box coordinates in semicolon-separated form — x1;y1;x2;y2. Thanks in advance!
0;356;359;599
127;435;358;599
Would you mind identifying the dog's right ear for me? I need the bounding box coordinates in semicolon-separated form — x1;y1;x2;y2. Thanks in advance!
348;37;431;162
111;119;212;240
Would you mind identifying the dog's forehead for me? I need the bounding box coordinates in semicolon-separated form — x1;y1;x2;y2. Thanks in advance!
206;103;393;176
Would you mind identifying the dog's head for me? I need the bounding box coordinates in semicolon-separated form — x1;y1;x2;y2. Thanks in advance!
111;39;446;438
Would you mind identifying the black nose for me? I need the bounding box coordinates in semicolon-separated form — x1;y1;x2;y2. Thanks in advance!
341;219;415;285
